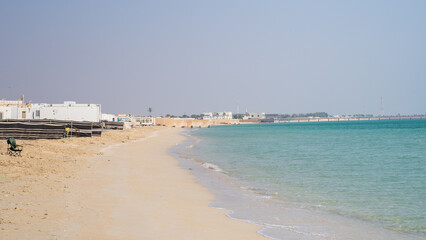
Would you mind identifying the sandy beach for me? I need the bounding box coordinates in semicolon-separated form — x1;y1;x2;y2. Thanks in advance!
0;127;266;239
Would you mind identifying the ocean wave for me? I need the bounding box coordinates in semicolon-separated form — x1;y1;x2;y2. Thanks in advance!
202;162;223;172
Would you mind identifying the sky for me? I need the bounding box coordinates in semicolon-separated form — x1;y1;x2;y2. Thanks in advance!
1;0;425;116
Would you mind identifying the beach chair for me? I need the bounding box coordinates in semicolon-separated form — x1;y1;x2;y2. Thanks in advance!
7;138;23;157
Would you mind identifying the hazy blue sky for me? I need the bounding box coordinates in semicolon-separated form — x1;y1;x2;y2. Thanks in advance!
1;1;425;116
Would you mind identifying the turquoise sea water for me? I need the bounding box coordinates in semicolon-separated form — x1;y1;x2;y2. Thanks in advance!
188;119;426;238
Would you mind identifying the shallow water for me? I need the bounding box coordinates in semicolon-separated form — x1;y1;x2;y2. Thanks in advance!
172;119;426;240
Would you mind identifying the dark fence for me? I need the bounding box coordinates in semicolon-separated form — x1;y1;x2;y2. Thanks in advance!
103;121;124;130
0;122;66;139
0;119;103;139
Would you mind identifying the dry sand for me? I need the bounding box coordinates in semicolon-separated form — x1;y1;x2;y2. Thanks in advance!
0;127;266;239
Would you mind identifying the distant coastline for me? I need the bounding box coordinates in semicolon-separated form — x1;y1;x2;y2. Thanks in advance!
273;115;426;123
153;115;426;128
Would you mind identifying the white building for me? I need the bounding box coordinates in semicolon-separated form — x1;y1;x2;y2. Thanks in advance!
0;99;31;120
101;113;118;122
243;112;266;120
134;116;155;126
31;101;101;122
1;97;101;122
203;112;233;120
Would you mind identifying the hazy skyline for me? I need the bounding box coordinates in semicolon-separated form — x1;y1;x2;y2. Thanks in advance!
1;1;425;116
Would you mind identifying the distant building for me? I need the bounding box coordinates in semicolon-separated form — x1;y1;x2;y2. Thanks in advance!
101;113;118;122
115;114;132;122
243;112;266;120
203;112;233;120
134;116;155;126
